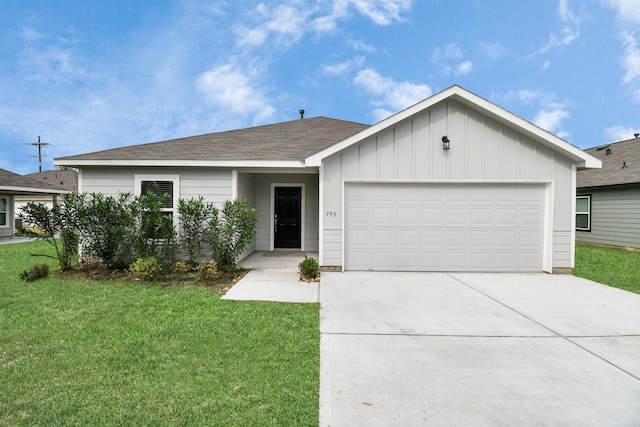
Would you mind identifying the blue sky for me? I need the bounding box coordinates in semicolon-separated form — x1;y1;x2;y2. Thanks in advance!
1;0;639;174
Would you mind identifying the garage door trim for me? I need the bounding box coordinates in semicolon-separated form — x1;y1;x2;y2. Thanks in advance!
341;179;553;273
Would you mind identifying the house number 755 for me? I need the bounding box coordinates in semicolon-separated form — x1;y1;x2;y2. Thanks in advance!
325;211;337;217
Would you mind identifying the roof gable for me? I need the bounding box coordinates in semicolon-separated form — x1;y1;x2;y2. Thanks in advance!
56;117;369;167
577;137;640;188
305;85;600;169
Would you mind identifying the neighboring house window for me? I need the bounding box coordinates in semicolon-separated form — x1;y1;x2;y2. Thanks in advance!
576;195;591;231
134;175;179;238
0;197;7;227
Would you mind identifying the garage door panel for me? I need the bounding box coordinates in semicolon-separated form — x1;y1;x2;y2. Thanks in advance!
372;207;395;225
421;208;443;225
397;207;420;224
421;230;443;248
344;183;545;272
445;208;467;225
445;230;468;247
470;230;493;247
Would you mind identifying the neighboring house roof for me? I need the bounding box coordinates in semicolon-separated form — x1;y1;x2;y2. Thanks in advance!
307;85;601;169
577;136;640;189
24;170;78;192
55;117;369;168
0;168;69;195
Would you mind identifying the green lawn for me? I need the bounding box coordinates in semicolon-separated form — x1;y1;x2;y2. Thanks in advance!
574;244;640;294
0;241;319;426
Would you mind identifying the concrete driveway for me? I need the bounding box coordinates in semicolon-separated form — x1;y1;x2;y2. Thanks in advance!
319;272;640;426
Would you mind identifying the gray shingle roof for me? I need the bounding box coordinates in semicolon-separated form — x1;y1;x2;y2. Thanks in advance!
577;137;640;188
0;168;66;193
56;117;369;163
25;170;78;192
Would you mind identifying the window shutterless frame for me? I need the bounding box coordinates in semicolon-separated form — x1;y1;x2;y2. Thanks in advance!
576;195;591;231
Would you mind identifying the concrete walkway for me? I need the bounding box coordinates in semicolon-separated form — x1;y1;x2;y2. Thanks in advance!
221;251;319;303
320;272;640;426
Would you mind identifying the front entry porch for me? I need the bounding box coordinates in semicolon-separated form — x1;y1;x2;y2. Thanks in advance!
222;251;319;303
236;172;319;254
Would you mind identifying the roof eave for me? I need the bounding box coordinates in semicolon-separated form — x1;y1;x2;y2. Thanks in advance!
55;159;308;168
0;186;70;195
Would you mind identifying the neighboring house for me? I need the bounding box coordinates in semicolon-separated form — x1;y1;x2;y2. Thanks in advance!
14;169;78;217
576;136;640;248
55;85;600;273
0;168;70;238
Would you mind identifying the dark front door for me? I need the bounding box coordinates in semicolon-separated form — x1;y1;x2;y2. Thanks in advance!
274;187;301;248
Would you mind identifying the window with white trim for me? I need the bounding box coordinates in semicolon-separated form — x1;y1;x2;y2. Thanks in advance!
576;195;591;231
135;175;180;238
0;197;7;227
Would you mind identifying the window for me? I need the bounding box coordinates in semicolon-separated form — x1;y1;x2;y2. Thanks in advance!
576;195;591;231
135;175;179;238
0;197;7;227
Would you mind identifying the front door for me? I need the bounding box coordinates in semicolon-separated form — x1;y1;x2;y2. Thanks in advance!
274;187;301;248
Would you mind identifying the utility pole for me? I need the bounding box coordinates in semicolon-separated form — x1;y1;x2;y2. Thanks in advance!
28;136;51;172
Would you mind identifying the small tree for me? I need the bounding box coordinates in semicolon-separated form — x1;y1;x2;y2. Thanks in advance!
207;199;257;270
19;194;82;271
178;197;216;264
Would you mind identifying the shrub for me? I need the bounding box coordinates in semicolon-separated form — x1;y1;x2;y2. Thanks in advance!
298;256;319;279
178;197;216;264
127;192;177;264
172;261;192;274
196;261;220;283
79;193;133;269
19;264;50;282
129;257;163;281
207;199;257;271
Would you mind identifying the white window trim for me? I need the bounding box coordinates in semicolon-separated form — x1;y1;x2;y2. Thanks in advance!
576;195;591;232
134;174;180;233
0;196;8;228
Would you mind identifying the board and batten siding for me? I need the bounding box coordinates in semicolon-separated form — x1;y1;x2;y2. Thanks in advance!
321;99;575;269
577;187;640;248
80;167;233;205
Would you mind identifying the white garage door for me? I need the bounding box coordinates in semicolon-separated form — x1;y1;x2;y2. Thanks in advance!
344;183;546;272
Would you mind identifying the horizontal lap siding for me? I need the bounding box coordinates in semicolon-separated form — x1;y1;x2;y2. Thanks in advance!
577;187;640;248
80;167;232;205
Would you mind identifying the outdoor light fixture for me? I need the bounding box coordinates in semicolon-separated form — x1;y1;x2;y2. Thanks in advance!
442;136;450;151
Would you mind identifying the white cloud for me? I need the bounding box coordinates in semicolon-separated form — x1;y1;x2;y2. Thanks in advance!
530;0;582;56
241;0;413;47
533;108;570;138
349;0;412;25
432;42;464;61
455;60;473;75
478;42;505;59
603;0;640;24
432;42;473;75
323;56;365;76
619;31;640;101
235;4;309;47
606;125;640;142
354;68;431;120
197;64;276;124
503;89;571;138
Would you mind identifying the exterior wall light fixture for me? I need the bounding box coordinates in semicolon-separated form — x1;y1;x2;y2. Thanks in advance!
442;136;450;151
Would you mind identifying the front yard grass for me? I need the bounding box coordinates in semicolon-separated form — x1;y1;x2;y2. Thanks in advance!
574;244;640;294
0;241;319;426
